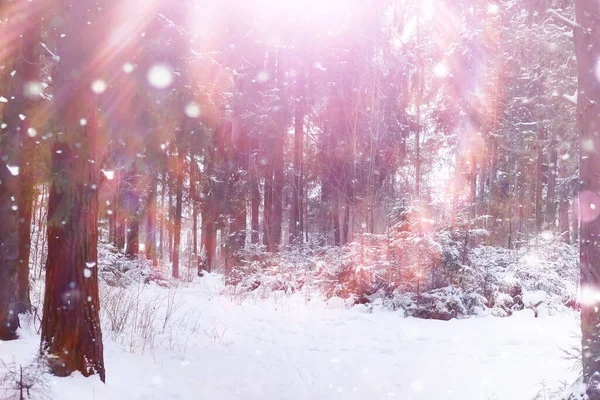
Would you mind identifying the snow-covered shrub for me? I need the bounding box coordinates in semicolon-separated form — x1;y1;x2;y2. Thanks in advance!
392;286;487;320
469;232;578;316
225;211;577;320
0;357;49;400
98;242;168;287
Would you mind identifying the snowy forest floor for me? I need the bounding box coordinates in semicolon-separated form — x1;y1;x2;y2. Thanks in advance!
0;272;580;400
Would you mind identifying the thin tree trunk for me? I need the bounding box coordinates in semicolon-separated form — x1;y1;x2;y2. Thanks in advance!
172;149;184;279
125;165;140;258
263;165;273;251
535;126;544;232
115;173;126;252
342;194;350;245
545;138;558;229
251;177;260;244
190;161;198;268
159;163;167;261
146;171;158;266
333;194;341;246
168;177;173;261
290;69;305;244
17;166;34;313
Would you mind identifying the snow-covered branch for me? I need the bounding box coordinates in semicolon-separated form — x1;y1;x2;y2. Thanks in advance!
547;9;581;31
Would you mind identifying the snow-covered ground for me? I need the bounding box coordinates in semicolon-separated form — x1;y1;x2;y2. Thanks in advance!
0;274;580;400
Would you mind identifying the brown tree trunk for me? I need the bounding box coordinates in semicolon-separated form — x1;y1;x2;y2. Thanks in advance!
172;148;184;279
168;178;173;261
17;166;34;313
146;172;158;266
535;126;544;232
574;1;600;395
249;133;260;245
125;165;140;258
272;139;284;248
263;164;274;251
0;0;43;329
342;195;350;245
41;3;105;378
115;173;126;252
333;194;341;246
290;70;305;244
190;161;198;268
572;191;579;244
201;212;216;274
159;163;167;261
251;176;260;245
545;139;557;230
558;147;570;242
0;111;20;340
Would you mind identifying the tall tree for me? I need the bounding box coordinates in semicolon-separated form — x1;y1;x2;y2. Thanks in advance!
0;0;44;337
574;0;600;396
40;0;105;381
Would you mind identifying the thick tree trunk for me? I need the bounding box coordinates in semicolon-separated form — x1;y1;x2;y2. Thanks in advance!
41;3;105;377
0;117;20;340
574;1;600;395
0;1;42;331
43;138;105;381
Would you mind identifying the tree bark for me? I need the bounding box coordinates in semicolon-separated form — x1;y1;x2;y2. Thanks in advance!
290;69;305;244
190;160;198;268
574;1;600;395
146;171;158;266
545;138;558;229
0;108;20;340
41;2;105;378
535;126;544;232
125;165;140;258
250;133;260;244
172;147;184;279
558;147;570;243
263;163;274;251
0;0;43;331
159;162;167;261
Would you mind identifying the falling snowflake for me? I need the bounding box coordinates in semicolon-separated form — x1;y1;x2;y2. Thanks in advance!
147;64;174;89
185;102;201;118
91;80;107;94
